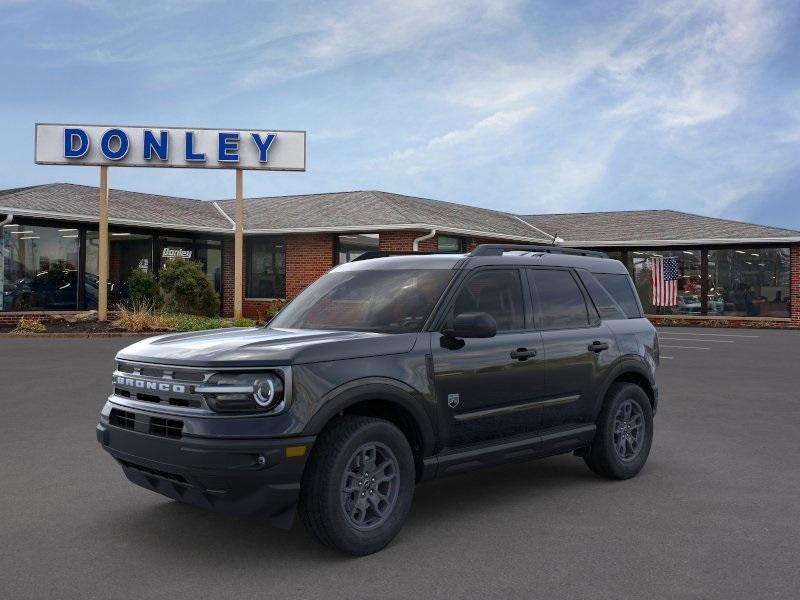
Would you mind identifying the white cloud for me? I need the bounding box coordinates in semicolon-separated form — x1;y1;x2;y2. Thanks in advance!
375;106;535;175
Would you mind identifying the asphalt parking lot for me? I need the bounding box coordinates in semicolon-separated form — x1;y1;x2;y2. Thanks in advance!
1;327;799;600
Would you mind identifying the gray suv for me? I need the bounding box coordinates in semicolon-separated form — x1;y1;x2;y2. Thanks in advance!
97;244;659;555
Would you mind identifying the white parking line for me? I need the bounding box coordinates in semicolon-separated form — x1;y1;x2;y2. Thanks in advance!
656;331;760;338
658;337;733;343
660;345;710;350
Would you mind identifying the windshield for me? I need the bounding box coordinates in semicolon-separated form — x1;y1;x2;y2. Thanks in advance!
269;269;454;333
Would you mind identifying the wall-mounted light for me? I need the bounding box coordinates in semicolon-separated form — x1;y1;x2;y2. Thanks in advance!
11;230;34;235
58;228;78;232
19;236;40;240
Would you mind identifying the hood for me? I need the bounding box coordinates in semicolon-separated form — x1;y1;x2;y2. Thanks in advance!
116;327;419;367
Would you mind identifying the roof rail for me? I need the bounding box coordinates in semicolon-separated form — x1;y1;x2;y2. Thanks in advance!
470;244;608;258
351;250;440;262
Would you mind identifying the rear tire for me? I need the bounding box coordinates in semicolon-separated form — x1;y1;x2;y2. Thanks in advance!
299;416;415;556
584;383;653;479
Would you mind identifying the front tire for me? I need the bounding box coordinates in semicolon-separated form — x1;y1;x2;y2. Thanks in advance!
299;416;415;556
584;383;653;479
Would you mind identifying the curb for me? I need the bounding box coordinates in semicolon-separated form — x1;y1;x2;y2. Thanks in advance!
0;332;162;338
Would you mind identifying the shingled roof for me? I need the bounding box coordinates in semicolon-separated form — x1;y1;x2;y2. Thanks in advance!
215;190;549;241
0;183;231;232
1;183;798;244
519;210;800;245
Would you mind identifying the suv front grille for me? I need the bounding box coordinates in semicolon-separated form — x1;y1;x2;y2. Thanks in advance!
118;459;188;484
109;409;136;430
113;361;210;411
149;417;183;439
108;408;184;439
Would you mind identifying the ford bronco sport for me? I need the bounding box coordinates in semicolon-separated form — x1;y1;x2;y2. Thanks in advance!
97;244;659;555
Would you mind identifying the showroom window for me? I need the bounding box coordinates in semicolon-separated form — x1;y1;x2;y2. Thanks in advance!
85;230;154;309
438;235;466;253
707;248;790;318
247;236;285;298
196;239;223;295
631;249;702;315
1;223;80;310
336;234;379;264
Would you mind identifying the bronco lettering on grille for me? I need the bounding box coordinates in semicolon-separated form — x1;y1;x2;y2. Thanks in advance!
114;376;186;394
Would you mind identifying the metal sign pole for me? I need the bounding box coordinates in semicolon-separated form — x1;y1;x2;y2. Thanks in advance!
234;168;244;319
98;166;109;321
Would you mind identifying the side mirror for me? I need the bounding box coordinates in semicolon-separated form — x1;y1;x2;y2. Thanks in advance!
442;312;497;339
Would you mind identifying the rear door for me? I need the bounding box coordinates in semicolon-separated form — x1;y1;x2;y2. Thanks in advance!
430;267;545;448
526;268;617;430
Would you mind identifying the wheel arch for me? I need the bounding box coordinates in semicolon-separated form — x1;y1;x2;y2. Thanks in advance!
595;358;657;417
304;379;437;479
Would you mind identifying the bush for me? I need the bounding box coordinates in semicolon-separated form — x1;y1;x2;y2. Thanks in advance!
114;304;174;332
127;269;161;308
11;317;46;334
170;314;258;332
158;259;220;316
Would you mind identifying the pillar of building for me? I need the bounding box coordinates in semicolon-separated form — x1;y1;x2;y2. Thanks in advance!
791;243;800;326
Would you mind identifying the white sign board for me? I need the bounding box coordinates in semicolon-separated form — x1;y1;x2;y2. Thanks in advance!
34;123;306;171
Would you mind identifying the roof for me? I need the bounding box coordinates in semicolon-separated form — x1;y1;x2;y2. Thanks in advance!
1;183;798;244
518;210;800;245
215;190;549;241
0;183;231;232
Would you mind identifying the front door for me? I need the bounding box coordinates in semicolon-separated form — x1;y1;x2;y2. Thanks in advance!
431;268;545;448
526;268;618;431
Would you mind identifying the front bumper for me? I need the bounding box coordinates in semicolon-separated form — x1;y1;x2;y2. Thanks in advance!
97;408;315;528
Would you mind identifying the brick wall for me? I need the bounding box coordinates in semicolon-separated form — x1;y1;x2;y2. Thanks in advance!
221;237;235;317
378;230;437;252
286;234;335;297
234;233;335;321
378;231;508;253
791;243;800;325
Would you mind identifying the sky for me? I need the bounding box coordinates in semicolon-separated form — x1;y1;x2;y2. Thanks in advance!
1;0;799;228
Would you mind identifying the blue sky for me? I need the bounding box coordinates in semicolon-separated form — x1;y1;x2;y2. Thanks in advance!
1;0;799;228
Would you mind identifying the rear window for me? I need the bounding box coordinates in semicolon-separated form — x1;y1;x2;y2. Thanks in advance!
594;273;642;318
577;271;626;320
529;269;590;329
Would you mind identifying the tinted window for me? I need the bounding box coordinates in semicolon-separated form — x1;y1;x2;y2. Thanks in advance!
270;269;453;333
246;237;286;298
707;248;789;318
595;273;642;318
578;271;626;320
438;235;465;253
337;233;379;264
530;269;589;329
449;269;525;331
2;224;80;310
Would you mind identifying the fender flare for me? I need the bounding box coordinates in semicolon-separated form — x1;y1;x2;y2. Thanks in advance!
593;356;656;418
303;377;437;457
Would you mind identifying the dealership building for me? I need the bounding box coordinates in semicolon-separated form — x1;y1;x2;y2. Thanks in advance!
1;182;799;328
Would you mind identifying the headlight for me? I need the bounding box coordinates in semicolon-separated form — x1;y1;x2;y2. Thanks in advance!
197;372;285;413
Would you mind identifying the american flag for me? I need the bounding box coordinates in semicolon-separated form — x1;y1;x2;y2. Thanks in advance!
651;256;679;306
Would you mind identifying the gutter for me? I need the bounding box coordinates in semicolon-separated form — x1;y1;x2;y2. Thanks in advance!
413;228;437;251
212;201;236;230
562;237;800;247
0;212;12;227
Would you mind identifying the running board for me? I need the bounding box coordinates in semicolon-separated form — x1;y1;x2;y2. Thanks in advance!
421;424;596;480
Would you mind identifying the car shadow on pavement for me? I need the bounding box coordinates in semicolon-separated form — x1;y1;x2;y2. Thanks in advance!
102;453;604;562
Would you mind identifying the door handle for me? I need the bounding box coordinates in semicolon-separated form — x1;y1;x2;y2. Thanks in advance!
510;348;537;361
588;341;609;353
